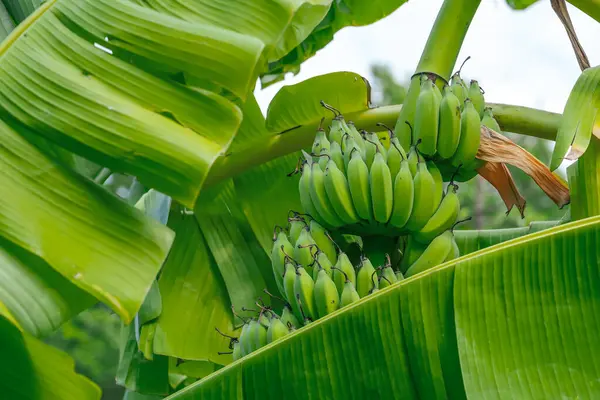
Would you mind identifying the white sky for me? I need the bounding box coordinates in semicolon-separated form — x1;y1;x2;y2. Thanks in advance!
254;0;600;117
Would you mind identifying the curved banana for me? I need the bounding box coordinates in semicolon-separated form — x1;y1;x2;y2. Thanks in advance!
232;340;242;361
266;317;290;344
450;73;468;109
283;261;303;322
239;322;252;357
288;216;307;245
394;76;422;150
271;227;294;297
481;107;501;133
414;183;460;244
308;161;345;228
414;76;440;156
404;151;437;232
294;266;316;321
323;159;360;225
370;150;394;224
280;304;300;329
298;161;326;227
444;234;460;262
314;268;340;318
346;121;367;154
437;85;462;160
340;280;361;307
309;220;337;265
346;148;373;221
407;145;419;177
330;141;345;174
427;160;444;209
311;250;333;281
293;227;317;275
332;252;356;294
405;231;454;278
399;236;427;274
468;80;485;118
378;266;398;289
356;257;378;297
342;135;363;170
379;124;407;180
395;270;405;281
450;100;481;169
389;157;414;229
312;127;331;159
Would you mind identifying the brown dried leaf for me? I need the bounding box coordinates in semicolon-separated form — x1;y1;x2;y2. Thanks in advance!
477;161;526;218
476;125;571;208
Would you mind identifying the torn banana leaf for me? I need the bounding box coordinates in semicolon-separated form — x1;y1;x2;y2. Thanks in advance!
477;161;527;218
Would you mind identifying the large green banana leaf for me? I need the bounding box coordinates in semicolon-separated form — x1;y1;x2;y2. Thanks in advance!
167;215;600;399
506;0;600;22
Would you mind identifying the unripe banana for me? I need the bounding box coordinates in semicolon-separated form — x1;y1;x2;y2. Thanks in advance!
347;149;373;221
370;151;394;224
379;266;398;289
308;162;345;228
346;121;366;154
266;317;290;344
427;160;444;209
298;162;325;226
414;184;460;244
386;138;406;180
437;85;462;160
289;217;307;245
239;322;252;357
314;269;340;318
271;229;294;296
414;77;440;156
332;252;356;294
342;135;363;169
450;100;481;169
405;231;453;278
395;270;405;281
312;128;331;159
324;159;360;225
481;107;501;133
283;262;303;321
365;131;387;160
258;311;271;329
232;340;242;360
407;146;419;177
309;220;337;265
450;73;468;109
294;266;316;321
404;155;437;232
280;304;300;329
389;159;414;229
294;227;317;276
444;235;460;262
399;236;427;274
311;250;333;281
364;133;377;169
340;280;361;307
468;80;485;118
328;118;344;146
356;257;378;297
330;141;345;174
318;147;331;170
394;76;421;150
245;319;267;353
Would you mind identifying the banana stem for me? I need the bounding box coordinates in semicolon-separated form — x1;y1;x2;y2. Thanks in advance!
204;104;561;187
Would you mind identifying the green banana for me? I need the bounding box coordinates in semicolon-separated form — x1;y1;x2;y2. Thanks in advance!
245;319;267;353
414;76;440;156
364;132;377;169
312;127;331;159
444;234;460;262
399;235;428;274
280;305;300;329
414;183;460;244
298;161;325;226
332;252;356;294
318;147;331;170
381;124;407;179
340;280;361;307
437;85;462;160
379;266;398;289
356;257;378;297
309;220;337;265
314;269;340;318
330;141;345;174
324;159;360;225
294;227;317;275
395;270;405;281
481;107;501;133
283;261;303;321
389;157;414;229
321;102;345;145
407;145;419;177
308;161;345;228
232;340;242;360
294;266;316;321
468;80;485;118
450;73;468;109
394;76;421;150
266;317;290;344
271;228;294;296
288;216;307;245
450;99;481;169
239;322;252;357
346;149;373;221
346;121;366;154
369;150;394;224
342;134;363;169
427;160;444;209
405;231;454;278
311;249;333;281
404;151;437;232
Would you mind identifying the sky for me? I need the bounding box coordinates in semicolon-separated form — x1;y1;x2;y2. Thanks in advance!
254;0;600;117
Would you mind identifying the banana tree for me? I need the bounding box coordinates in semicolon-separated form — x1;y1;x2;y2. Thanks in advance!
0;0;598;399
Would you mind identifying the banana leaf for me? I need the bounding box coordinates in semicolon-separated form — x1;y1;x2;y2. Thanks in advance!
166;215;600;399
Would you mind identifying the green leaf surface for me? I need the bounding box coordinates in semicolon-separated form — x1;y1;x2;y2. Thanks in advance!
551;66;600;171
153;209;234;365
0;315;100;400
0;118;174;323
166;215;600;399
1;0;43;24
195;182;275;311
0;1;15;41
266;71;372;133
568;138;600;219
